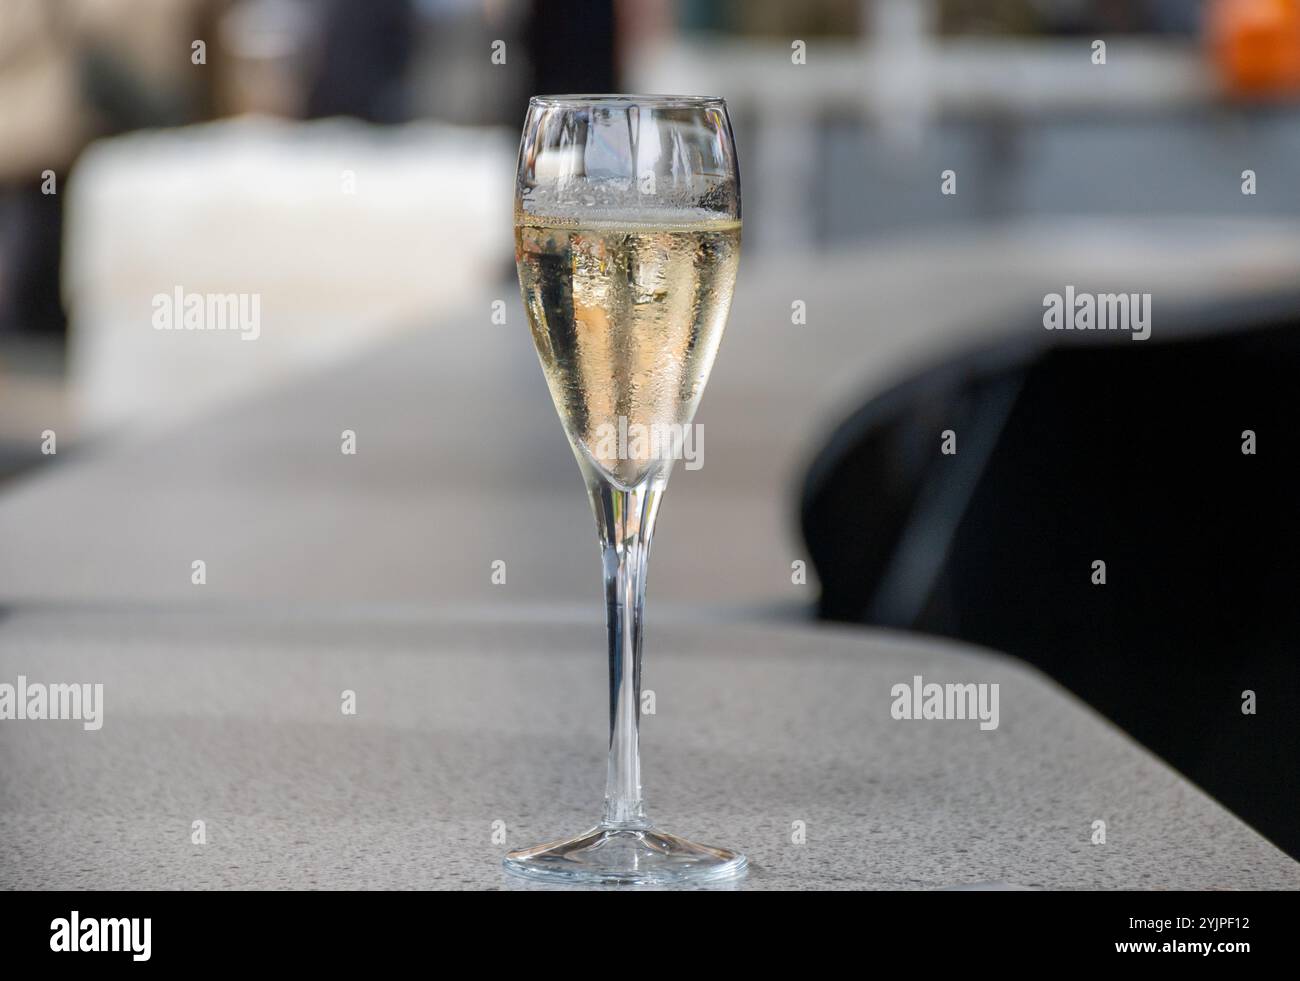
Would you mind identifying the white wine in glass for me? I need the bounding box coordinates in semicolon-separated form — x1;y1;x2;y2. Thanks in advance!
506;95;745;884
516;214;741;487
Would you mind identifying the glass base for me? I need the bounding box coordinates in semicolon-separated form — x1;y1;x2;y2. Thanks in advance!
504;823;747;886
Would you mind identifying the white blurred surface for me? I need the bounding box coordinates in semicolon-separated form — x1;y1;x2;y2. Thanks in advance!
63;116;515;435
8;216;1300;607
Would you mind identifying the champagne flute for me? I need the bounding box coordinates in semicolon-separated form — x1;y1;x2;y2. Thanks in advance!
506;94;744;884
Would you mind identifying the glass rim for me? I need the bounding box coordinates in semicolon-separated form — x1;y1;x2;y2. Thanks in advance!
528;93;727;109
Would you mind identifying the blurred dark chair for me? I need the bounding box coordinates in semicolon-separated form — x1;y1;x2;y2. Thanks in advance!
305;0;416;123
801;292;1300;859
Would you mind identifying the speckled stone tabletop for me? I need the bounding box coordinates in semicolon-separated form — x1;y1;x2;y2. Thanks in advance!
2;605;1296;890
4;238;1300;889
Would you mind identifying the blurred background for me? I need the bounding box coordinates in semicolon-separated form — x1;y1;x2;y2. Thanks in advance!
2;0;1299;861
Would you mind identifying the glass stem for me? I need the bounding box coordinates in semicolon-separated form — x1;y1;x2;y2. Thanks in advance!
588;474;664;829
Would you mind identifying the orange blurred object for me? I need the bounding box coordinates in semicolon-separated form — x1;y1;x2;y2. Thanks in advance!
1208;0;1300;98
